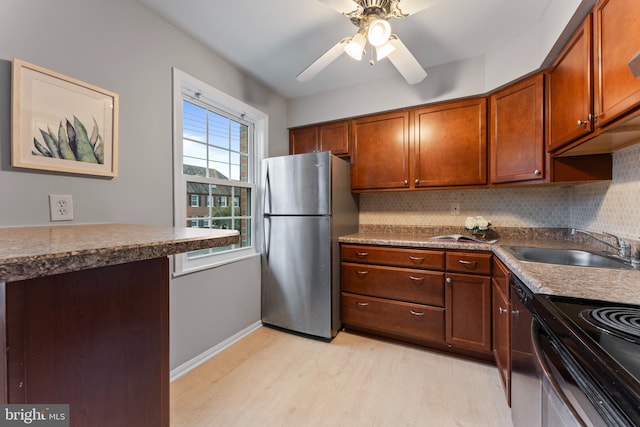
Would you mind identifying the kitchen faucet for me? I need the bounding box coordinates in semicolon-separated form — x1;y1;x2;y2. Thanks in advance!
570;228;631;261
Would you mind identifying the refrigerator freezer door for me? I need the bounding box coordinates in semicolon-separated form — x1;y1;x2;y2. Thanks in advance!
261;215;333;338
263;152;331;216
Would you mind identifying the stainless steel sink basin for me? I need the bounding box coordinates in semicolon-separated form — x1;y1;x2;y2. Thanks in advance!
503;245;633;269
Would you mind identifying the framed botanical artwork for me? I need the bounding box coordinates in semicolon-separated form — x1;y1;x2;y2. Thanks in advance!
11;59;119;177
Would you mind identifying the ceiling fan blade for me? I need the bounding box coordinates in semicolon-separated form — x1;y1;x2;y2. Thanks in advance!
297;38;350;82
395;0;440;16
317;0;360;14
387;36;427;84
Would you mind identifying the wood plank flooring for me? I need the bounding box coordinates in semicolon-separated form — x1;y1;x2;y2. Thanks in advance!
171;326;513;427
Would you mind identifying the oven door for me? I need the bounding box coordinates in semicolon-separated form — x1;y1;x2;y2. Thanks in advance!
531;318;628;427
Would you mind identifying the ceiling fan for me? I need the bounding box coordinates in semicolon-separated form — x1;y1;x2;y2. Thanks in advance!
297;0;436;85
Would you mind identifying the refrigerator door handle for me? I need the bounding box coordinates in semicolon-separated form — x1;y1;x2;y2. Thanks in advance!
263;161;271;215
263;216;271;260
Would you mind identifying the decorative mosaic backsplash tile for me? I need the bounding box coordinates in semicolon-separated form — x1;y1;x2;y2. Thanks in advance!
360;143;640;239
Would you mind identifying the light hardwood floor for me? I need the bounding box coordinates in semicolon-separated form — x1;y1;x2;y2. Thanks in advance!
171;327;514;427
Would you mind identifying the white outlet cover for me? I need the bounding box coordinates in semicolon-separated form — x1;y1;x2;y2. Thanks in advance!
49;195;74;221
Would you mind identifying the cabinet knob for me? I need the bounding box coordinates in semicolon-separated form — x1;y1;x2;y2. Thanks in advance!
446;277;452;283
404;180;409;186
577;114;593;127
499;307;508;314
414;179;420;185
534;169;541;176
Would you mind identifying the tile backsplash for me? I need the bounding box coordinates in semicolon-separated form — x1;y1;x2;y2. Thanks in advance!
359;144;640;239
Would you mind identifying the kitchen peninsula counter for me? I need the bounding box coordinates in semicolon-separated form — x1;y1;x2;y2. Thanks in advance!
340;229;640;306
0;223;239;427
0;223;239;282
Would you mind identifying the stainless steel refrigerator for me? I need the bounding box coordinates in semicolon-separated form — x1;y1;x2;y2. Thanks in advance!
261;151;358;339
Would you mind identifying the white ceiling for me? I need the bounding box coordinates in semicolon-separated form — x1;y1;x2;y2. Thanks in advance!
137;0;557;100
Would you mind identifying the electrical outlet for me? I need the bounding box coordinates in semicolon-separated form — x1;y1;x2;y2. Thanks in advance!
49;195;74;221
450;202;461;216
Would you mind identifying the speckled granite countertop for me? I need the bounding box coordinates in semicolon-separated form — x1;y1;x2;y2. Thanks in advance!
0;224;239;282
340;228;640;305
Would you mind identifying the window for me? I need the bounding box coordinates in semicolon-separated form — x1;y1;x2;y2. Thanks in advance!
172;69;267;275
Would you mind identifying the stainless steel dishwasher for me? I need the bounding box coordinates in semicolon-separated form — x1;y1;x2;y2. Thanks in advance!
510;276;541;427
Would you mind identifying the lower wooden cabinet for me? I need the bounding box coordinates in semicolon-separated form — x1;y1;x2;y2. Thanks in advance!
341;244;493;361
341;293;445;343
492;257;512;405
445;272;492;354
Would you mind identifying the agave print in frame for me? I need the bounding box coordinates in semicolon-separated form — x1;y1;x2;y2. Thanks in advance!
11;59;119;177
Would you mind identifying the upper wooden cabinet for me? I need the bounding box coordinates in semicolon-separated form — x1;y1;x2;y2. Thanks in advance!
350;98;487;191
594;0;640;128
490;74;545;184
413;98;487;187
350;110;410;191
290;126;318;155
289;120;349;157
547;14;594;152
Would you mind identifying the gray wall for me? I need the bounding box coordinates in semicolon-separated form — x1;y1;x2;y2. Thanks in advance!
0;0;288;369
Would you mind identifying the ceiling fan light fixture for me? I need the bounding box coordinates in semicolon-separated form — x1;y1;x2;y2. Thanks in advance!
344;31;366;60
375;41;396;60
367;18;391;47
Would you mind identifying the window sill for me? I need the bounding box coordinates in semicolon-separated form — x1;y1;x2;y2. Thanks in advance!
172;250;260;278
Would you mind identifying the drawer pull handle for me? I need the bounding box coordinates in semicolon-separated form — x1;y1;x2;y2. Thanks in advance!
409;310;425;317
498;307;508;314
356;270;369;277
458;259;477;266
409;275;425;284
356;252;368;258
356;302;369;310
409;256;425;264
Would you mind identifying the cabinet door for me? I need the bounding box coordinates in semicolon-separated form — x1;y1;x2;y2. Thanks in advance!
289;126;318;154
413;98;487;187
445;273;492;354
490;74;545;184
319;120;349;156
493;282;511;405
547;14;594;152
594;0;640;127
351;111;410;190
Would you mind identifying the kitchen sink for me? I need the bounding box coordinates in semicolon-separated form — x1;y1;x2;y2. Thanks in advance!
502;245;633;269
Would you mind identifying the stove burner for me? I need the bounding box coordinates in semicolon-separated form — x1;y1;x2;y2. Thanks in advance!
580;307;640;344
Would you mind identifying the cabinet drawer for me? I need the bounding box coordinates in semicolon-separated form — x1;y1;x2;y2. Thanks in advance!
341;293;445;343
341;262;444;306
492;257;511;296
341;244;444;270
446;251;492;275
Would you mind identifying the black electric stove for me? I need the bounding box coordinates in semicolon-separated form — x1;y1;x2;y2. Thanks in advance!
534;294;640;425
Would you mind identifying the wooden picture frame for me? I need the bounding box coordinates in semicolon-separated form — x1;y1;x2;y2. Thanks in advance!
11;59;119;177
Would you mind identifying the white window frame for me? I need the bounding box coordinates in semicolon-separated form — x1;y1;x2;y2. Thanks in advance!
172;68;267;276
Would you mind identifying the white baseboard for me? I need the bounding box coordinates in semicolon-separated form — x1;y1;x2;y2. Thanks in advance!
170;321;262;382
